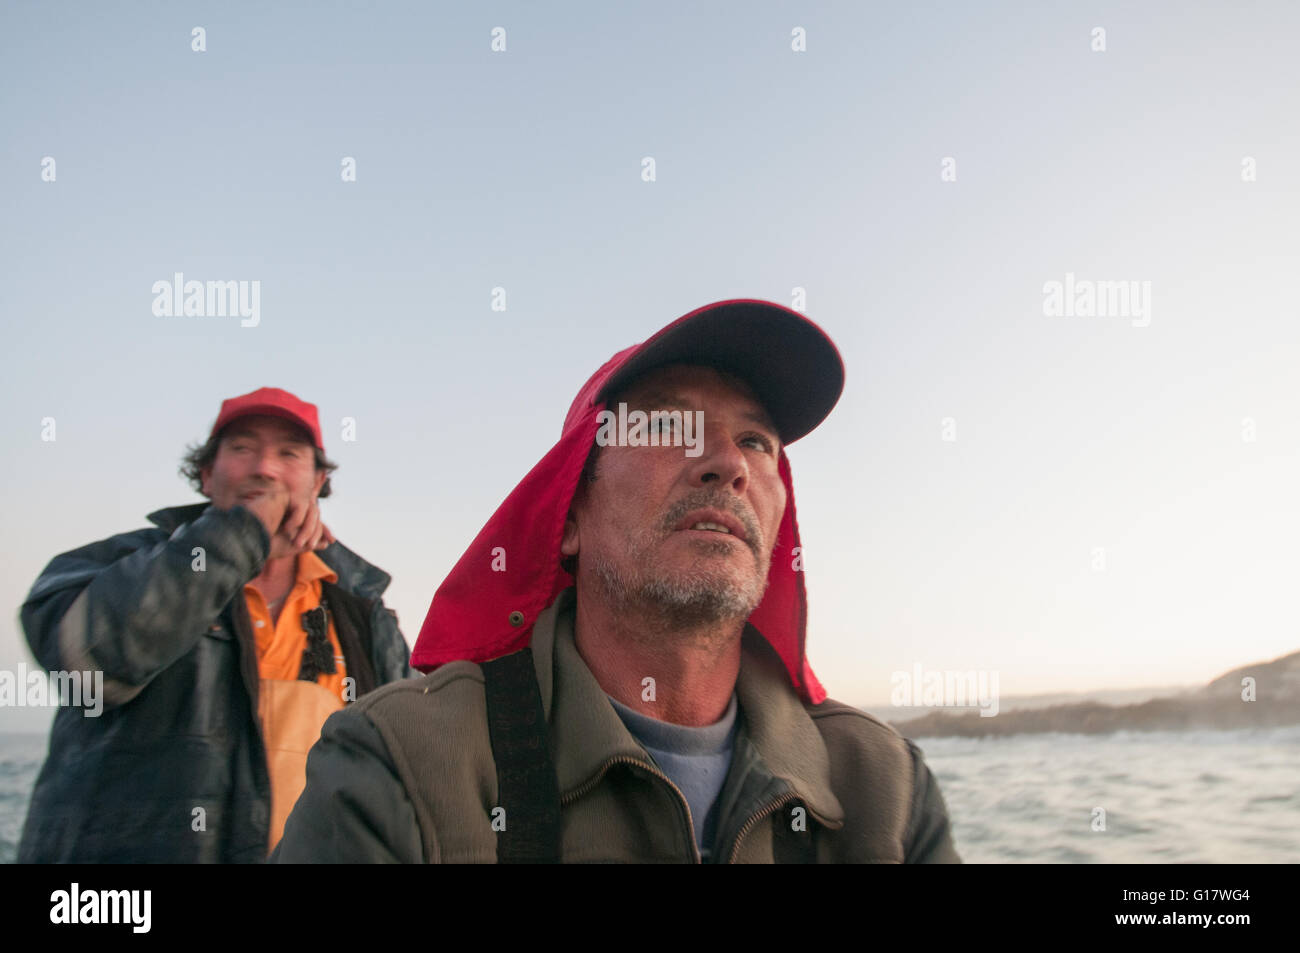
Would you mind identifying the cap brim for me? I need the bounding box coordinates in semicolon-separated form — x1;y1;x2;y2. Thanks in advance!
598;300;844;445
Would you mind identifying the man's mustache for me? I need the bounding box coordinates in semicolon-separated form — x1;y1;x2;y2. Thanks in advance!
237;478;278;495
656;491;763;556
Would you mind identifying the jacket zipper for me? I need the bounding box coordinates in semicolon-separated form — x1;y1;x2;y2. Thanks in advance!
562;756;702;864
727;793;800;864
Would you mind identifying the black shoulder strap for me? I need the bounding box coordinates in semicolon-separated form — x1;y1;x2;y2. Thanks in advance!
481;647;563;863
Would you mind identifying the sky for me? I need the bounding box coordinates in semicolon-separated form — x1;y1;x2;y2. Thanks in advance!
2;1;1298;731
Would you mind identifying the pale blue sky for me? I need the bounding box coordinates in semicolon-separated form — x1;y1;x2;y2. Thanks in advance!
3;1;1298;731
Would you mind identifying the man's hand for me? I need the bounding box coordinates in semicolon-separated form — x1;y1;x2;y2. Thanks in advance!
239;490;291;551
270;495;335;559
235;491;334;560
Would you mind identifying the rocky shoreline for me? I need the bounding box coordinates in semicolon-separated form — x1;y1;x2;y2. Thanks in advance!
891;650;1300;738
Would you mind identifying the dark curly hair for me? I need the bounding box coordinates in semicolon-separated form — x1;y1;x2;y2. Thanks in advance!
180;431;338;499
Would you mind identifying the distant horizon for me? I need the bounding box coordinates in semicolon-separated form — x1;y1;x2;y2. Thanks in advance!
8;652;1291;735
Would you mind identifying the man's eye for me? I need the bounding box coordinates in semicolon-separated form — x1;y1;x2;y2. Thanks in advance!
740;433;774;453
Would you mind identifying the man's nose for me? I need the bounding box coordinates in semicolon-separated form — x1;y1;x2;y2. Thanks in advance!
252;448;283;479
689;426;748;493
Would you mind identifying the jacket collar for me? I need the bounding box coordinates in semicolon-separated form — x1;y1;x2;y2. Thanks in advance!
147;502;212;533
529;587;845;825
146;503;392;599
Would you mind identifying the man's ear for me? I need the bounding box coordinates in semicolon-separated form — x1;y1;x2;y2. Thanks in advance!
199;465;212;498
312;468;327;498
560;510;579;558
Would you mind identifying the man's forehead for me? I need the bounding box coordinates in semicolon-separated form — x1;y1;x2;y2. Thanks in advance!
614;364;778;431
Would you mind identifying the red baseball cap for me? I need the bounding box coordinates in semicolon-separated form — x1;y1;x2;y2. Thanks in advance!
209;387;325;451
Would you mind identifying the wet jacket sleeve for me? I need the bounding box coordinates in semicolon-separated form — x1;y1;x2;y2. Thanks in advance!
20;505;269;707
902;739;962;863
271;706;425;863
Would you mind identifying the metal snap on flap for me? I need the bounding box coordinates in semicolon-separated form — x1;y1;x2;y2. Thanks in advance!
508;610;525;627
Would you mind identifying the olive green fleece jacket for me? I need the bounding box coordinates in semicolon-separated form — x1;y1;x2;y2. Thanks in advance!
273;588;961;863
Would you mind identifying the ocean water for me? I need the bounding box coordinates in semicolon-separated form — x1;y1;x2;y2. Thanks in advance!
0;733;48;864
2;726;1297;862
919;725;1300;863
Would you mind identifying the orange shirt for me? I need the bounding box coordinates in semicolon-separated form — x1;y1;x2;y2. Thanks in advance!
245;551;350;852
244;550;348;697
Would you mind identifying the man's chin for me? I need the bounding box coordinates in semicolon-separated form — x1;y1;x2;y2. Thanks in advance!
649;587;759;630
593;559;766;629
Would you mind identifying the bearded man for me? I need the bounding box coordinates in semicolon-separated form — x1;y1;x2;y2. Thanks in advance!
274;301;960;863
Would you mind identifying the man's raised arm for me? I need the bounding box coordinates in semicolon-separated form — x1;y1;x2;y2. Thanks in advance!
21;504;268;708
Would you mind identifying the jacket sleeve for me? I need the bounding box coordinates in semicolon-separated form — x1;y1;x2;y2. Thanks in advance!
271;705;426;863
20;505;269;707
368;599;413;684
901;739;962;863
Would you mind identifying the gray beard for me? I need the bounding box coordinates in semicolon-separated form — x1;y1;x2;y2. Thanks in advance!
590;543;769;638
